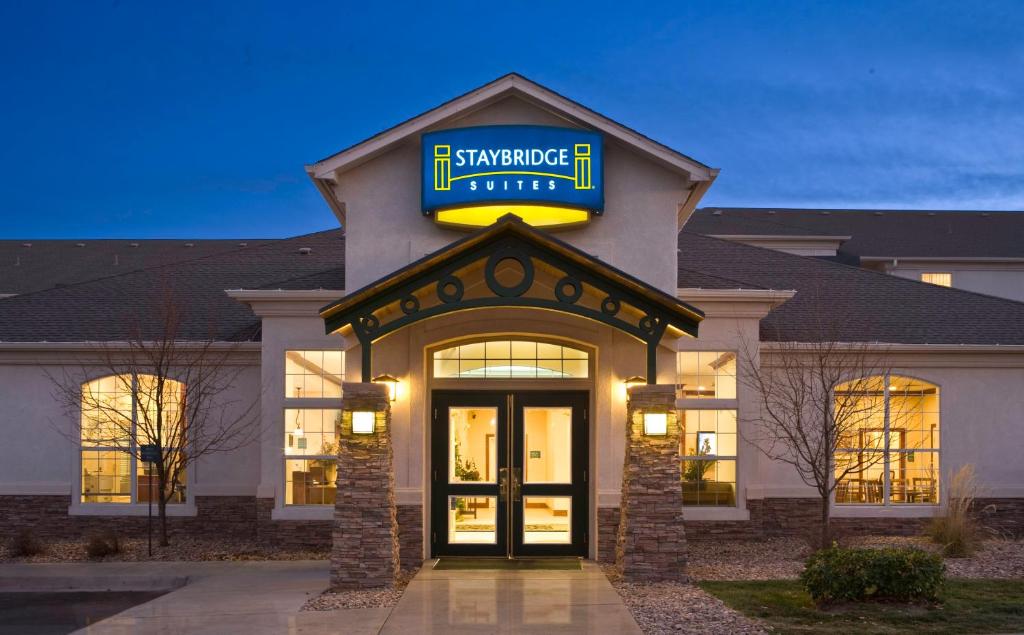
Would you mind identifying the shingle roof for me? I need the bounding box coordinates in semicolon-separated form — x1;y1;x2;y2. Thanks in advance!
678;231;1024;344
2;222;1023;346
0;238;277;296
686;208;1024;259
0;230;345;342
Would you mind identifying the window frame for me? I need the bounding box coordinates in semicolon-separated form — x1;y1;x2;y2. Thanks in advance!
280;349;345;509
284;349;345;399
833;373;941;508
920;272;953;287
679;409;739;507
73;373;193;515
431;338;591;380
282;408;341;507
676;351;738;400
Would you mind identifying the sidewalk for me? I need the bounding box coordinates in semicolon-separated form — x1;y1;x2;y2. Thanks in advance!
381;560;641;634
0;559;641;634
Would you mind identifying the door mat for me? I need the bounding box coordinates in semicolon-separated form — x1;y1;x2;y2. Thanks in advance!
433;557;582;570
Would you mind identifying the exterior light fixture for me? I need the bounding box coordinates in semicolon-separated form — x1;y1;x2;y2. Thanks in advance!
643;412;668;436
372;373;399;402
351;411;376;435
623;376;647;390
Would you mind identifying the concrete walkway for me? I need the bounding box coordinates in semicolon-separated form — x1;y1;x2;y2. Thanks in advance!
0;559;640;634
382;560;642;634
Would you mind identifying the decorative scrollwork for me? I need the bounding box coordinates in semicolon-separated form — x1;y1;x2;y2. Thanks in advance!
639;314;660;334
436;275;464;303
554;276;583;304
400;295;420;315
357;314;380;335
601;296;621;316
485;248;535;298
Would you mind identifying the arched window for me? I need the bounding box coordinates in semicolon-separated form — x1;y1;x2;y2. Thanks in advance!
834;375;939;505
80;375;187;505
432;340;589;379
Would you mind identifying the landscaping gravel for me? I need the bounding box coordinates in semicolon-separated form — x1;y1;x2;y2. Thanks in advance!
0;536;328;563
688;537;809;581
685;535;1024;581
602;565;766;635
853;535;1024;579
302;568;418;611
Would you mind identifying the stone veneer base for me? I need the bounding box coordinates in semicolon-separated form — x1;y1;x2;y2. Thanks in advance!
330;382;399;589
3;495;1021;549
617;385;688;582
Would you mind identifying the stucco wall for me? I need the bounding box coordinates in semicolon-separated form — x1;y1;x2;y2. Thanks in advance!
338;96;689;294
0;351;261;502
746;349;1024;508
888;264;1024;302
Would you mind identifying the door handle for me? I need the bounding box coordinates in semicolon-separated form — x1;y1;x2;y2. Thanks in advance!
511;467;522;502
499;467;509;503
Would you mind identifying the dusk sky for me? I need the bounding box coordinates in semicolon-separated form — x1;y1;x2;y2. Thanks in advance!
1;1;1022;238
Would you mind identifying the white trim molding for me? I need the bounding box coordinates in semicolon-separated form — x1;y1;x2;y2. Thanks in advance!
226;289;346;318
69;503;198;517
272;505;333;521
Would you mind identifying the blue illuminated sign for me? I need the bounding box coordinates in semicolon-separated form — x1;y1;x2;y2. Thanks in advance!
421;126;604;214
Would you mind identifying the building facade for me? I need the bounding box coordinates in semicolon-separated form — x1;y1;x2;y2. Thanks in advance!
2;74;1024;565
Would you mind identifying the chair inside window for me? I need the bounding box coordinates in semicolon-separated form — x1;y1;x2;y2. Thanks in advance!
913;477;937;503
866;480;883;503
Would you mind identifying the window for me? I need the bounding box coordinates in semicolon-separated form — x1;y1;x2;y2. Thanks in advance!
677;352;737;399
921;272;952;287
80;375;186;504
285;350;343;398
283;350;344;507
284;409;339;505
433;340;589;379
834;375;940;505
680;410;737;506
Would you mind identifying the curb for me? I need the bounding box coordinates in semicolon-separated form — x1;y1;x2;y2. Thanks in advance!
0;575;188;593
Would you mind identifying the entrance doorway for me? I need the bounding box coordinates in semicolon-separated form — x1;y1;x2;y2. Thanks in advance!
431;390;588;557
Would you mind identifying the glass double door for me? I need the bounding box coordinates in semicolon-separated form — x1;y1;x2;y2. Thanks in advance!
431;390;588;557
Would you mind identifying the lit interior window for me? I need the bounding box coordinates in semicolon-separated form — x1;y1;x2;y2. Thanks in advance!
677;352;737;399
920;272;952;287
834;376;940;505
433;340;589;379
680;410;737;506
284;409;340;505
80;375;187;504
285;350;344;398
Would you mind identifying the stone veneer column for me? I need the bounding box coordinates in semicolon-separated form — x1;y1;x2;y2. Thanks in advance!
616;384;688;582
331;382;399;589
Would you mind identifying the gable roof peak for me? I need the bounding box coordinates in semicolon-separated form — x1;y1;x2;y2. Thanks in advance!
306;73;716;182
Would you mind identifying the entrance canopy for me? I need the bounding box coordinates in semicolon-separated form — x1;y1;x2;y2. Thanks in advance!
320;215;703;382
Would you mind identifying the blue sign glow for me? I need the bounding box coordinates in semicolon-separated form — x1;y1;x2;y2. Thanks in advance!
421;126;604;214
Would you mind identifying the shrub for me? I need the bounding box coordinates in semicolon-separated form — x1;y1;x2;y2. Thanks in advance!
927;464;993;557
800;546;944;604
6;529;45;557
85;531;121;559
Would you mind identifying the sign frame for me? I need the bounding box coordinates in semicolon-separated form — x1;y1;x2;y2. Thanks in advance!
421;125;604;219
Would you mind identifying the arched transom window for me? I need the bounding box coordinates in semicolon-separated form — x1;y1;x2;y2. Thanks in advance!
433;340;589;379
834;375;940;506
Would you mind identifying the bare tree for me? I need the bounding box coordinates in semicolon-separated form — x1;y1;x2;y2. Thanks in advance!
738;317;893;547
50;283;261;546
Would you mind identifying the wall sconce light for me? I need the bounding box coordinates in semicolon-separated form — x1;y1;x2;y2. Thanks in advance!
372;373;399;402
643;412;668;436
351;411;376;434
624;376;647;391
